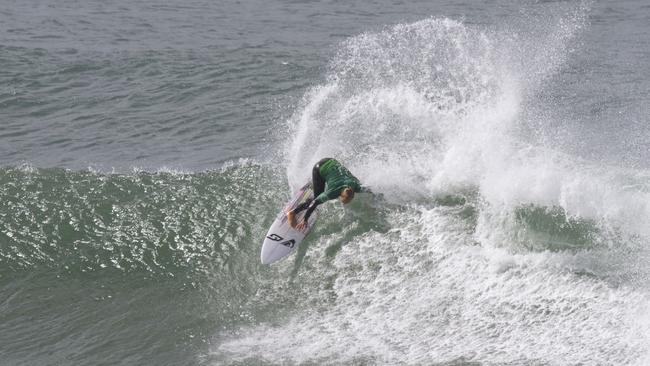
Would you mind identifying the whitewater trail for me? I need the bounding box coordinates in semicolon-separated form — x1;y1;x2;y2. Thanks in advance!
217;10;650;366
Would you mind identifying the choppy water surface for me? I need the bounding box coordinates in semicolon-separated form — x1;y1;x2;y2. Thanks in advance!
2;1;650;365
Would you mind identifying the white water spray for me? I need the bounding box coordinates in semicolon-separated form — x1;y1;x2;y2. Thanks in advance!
220;8;650;365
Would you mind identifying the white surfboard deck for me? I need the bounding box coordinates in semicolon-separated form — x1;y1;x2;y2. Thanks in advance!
261;182;318;265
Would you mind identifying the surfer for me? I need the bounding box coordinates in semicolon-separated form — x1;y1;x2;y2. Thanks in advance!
287;158;366;230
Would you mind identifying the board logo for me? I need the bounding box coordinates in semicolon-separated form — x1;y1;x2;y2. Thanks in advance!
266;234;295;248
280;239;295;248
266;233;283;241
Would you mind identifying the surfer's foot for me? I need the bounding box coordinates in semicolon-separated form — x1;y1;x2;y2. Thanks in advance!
296;221;308;231
287;211;297;228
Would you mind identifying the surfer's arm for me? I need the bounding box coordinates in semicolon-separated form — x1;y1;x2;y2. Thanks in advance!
359;185;372;194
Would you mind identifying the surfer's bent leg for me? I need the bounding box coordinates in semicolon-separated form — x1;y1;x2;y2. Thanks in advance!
292;199;312;214
288;198;321;228
302;199;320;221
294;158;330;214
312;158;331;197
289;158;331;217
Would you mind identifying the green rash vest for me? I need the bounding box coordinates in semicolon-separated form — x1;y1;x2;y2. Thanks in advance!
314;159;362;204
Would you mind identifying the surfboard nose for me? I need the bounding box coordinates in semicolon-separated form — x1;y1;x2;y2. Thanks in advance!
260;240;277;264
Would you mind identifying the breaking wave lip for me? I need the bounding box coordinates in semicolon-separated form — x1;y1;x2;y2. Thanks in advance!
216;7;650;366
281;10;650;245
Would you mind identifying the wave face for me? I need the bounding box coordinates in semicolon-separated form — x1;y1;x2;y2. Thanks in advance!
214;12;650;366
0;164;283;276
0;163;296;366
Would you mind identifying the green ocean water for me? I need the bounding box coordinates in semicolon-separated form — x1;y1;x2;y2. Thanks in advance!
0;165;281;365
3;1;650;365
0;165;393;365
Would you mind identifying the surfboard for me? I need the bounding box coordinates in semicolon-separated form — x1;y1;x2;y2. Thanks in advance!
260;182;318;264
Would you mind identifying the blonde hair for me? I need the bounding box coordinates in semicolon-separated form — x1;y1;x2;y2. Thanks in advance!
340;187;355;204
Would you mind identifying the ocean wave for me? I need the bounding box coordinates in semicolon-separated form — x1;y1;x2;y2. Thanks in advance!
0;163;283;277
